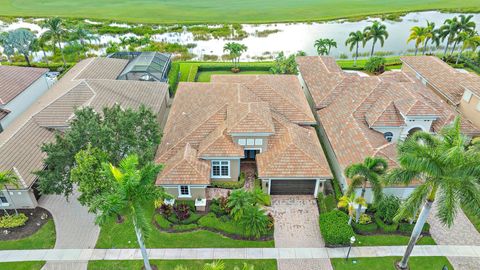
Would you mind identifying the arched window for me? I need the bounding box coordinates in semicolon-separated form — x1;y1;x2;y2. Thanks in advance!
407;127;423;137
384;132;394;142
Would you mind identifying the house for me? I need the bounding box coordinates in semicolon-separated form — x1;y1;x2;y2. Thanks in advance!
155;75;332;199
0;65;55;131
0;57;169;209
401;56;480;129
296;56;480;201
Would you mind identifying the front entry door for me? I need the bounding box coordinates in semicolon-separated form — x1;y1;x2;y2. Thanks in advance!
243;149;260;160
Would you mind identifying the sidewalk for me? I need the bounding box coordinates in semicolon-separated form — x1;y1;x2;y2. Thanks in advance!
1;245;480;263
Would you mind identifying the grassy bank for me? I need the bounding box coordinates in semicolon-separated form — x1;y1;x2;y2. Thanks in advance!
0;261;45;270
0;1;479;24
88;260;277;270
331;256;453;270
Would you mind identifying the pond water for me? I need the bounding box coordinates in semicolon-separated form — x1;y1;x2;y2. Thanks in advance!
1;11;479;61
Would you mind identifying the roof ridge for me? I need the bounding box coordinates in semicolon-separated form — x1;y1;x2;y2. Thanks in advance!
72;58;96;81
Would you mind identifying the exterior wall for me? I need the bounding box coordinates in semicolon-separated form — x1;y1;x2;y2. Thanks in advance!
372;126;404;142
354;186;416;202
209;158;240;182
0;189;38;209
163;186;206;200
459;93;480;129
400;116;436;139
231;135;269;152
0;74;54;129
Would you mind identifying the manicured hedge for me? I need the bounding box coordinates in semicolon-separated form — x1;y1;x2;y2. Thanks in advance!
167;62;180;95
353;222;378;234
324;194;337;212
319;210;355;246
398;222;430;234
375;213;398;233
198;62;273;72
317;193;328;213
3;62;74;72
187;65;199;82
198;213;246;236
155;215;172;229
211;172;245;189
331;178;343;201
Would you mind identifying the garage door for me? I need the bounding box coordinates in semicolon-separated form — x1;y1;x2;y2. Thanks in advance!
270;179;316;195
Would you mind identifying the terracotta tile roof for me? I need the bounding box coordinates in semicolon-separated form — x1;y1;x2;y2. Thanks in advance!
74;57;128;80
226;102;274;134
296;56;345;109
157;143;211;185
257;113;332;178
156;77;332;185
198;122;244;158
0;108;11;121
0;58;169;188
211;75;316;124
400;56;478;104
0;65;48;104
461;77;480;98
307;57;480;186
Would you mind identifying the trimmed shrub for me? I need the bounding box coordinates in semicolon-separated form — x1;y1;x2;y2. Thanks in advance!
358;213;372;225
376;195;401;224
176;200;196;212
198;213;246;236
398;222;430;234
375;213;398;233
331;178;343;200
172;223;199;231
167;62;180;95
319;210;355;246
317;193;328;213
324;194;337;212
155;214;172;229
211;172;245;189
364;56;386;74
0;213;28;229
198;62;273;72
187;65;199;82
353;222;378;234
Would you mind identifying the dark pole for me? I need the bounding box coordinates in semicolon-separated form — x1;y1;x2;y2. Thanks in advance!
345;243;353;261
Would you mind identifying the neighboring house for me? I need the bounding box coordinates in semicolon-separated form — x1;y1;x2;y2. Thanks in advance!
297;56;480;201
155;75;332;199
0;66;54;131
0;57;169;209
401;56;480;130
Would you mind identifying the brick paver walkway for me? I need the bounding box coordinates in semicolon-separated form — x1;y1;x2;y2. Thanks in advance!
241;162;256;190
39;188;100;270
428;203;480;270
270;195;333;270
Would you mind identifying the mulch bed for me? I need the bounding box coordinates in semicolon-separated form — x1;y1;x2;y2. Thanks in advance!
0;207;52;241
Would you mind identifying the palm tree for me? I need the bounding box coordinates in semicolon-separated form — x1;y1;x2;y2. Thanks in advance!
456;31;480;64
325;38;337;55
71;24;97;57
385;117;480;270
0;170;20;216
407;26;428;55
36;35;50;67
314;38;328;55
338;193;367;225
223;42;247;69
345;157;388;222
42;17;67;66
239;206;270;239
422;21;436;55
451;14;477;55
119;36;129;50
95;155;170;270
203;260;225;270
227;189;255;221
345;31;364;66
439;17;459;57
363;21;389;57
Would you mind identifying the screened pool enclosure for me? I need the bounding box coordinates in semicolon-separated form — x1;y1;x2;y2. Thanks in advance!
108;52;172;82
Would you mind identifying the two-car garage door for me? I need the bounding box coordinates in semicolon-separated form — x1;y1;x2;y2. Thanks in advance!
270;179;317;195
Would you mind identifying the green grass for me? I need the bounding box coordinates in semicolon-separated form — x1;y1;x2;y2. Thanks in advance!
337;56;402;70
95;205;274;248
88;260;277;270
331;256;453;270
196;70;272;82
463;206;480;233
355;234;436;246
0;1;479;24
0;261;45;270
0;219;56;250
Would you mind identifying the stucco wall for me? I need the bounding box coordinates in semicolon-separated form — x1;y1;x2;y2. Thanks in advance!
460;94;480;129
0;189;38;209
164;186;206;200
354;186;416;202
209;158;240;181
0;75;53;129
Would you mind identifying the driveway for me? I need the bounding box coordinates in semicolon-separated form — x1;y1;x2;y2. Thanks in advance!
269;195;333;270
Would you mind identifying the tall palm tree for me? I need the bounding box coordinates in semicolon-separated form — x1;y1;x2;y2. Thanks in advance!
407;26;428;55
422;21;436;55
456;31;480;64
325;38;337;55
0;170;20;216
345;31;364;66
338;193;367;225
439;17;459;57
451;14;477;55
314;38;328;55
345;156;388;222
95;155;170;270
385;117;480;270
223;42;247;69
363;21;389;57
71;24;98;57
42;17;67;66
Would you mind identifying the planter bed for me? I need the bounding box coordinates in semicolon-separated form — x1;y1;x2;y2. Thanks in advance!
0;207;52;241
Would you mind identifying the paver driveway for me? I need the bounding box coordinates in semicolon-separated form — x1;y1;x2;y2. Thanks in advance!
270;195;333;270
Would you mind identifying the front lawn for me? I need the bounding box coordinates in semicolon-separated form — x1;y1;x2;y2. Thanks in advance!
463;206;480;233
88;259;277;270
355;234;435;246
0;261;45;270
0;219;55;250
95;204;274;248
331;256;453;270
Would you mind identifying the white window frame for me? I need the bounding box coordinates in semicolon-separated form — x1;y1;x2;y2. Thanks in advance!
178;185;191;198
238;139;246;146
254;138;263;146
211;160;230;178
246;139;255;146
0;194;9;206
463;90;473;103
